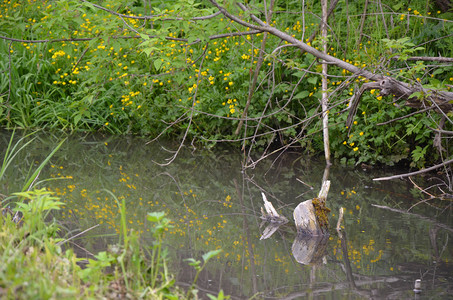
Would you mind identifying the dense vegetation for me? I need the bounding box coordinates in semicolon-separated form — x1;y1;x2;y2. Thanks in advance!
1;1;452;297
0;1;452;166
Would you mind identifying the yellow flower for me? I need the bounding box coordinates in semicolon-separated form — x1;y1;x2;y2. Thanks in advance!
359;132;364;136
377;96;382;101
353;147;359;151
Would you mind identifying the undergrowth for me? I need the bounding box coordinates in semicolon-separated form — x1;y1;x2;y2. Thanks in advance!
0;0;452;167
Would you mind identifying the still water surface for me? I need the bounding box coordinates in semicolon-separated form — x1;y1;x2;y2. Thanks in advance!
1;131;452;299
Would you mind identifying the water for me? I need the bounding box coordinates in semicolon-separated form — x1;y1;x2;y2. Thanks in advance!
1;131;452;299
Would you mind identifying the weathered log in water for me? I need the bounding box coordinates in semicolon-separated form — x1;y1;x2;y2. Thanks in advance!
260;192;288;224
293;180;330;236
293;180;331;236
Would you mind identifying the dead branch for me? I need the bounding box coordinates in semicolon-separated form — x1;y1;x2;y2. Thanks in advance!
429;127;453;135
260;192;288;224
347;78;453;130
391;56;453;63
376;105;435;126
234;0;275;136
357;0;369;46
208;0;453;124
336;207;345;232
373;158;453;181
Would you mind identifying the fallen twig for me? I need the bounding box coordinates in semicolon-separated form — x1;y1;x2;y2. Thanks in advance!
373;158;453;181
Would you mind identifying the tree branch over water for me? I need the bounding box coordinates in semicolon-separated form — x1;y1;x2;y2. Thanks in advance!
373;158;453;181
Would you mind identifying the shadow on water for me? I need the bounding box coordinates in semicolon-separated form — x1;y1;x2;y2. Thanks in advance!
1;130;452;299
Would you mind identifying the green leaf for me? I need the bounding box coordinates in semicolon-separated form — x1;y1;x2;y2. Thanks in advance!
202;249;222;263
154;59;163;71
74;113;82;126
293;91;309;100
207;289;228;300
147;211;166;222
307;76;318;85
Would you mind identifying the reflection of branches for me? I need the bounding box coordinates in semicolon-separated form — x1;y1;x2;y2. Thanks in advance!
406;177;439;211
371;204;453;233
153;48;207;166
234;179;258;294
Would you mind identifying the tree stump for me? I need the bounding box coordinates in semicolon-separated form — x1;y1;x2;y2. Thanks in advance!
293;180;331;236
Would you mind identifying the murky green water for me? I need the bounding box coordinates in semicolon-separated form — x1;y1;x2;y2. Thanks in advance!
1;131;452;299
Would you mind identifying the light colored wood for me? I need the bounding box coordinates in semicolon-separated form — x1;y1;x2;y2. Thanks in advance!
260;192;288;224
293;180;331;236
293;200;323;235
318;180;331;199
292;235;329;265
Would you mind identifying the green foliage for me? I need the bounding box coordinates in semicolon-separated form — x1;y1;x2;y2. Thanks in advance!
0;189;189;298
13;189;64;236
185;249;223;300
0;0;452;166
382;37;425;60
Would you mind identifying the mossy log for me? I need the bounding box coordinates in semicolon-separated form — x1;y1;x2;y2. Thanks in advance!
293;180;331;236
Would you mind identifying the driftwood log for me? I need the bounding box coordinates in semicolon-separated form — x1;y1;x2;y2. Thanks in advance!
260;181;331;237
260;192;288;224
293;180;331;236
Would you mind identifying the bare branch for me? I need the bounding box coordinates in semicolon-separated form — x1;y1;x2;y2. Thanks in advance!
391;56;453;63
373;158;453;181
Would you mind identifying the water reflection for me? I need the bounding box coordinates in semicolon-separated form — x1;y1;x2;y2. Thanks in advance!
1;130;452;299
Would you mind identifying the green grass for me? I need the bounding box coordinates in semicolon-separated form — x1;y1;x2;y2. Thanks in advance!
1;0;452;166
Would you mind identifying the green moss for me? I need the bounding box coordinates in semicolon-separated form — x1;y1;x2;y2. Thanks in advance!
312;197;331;234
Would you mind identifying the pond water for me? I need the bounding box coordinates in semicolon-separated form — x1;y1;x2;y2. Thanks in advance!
1;131;452;299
